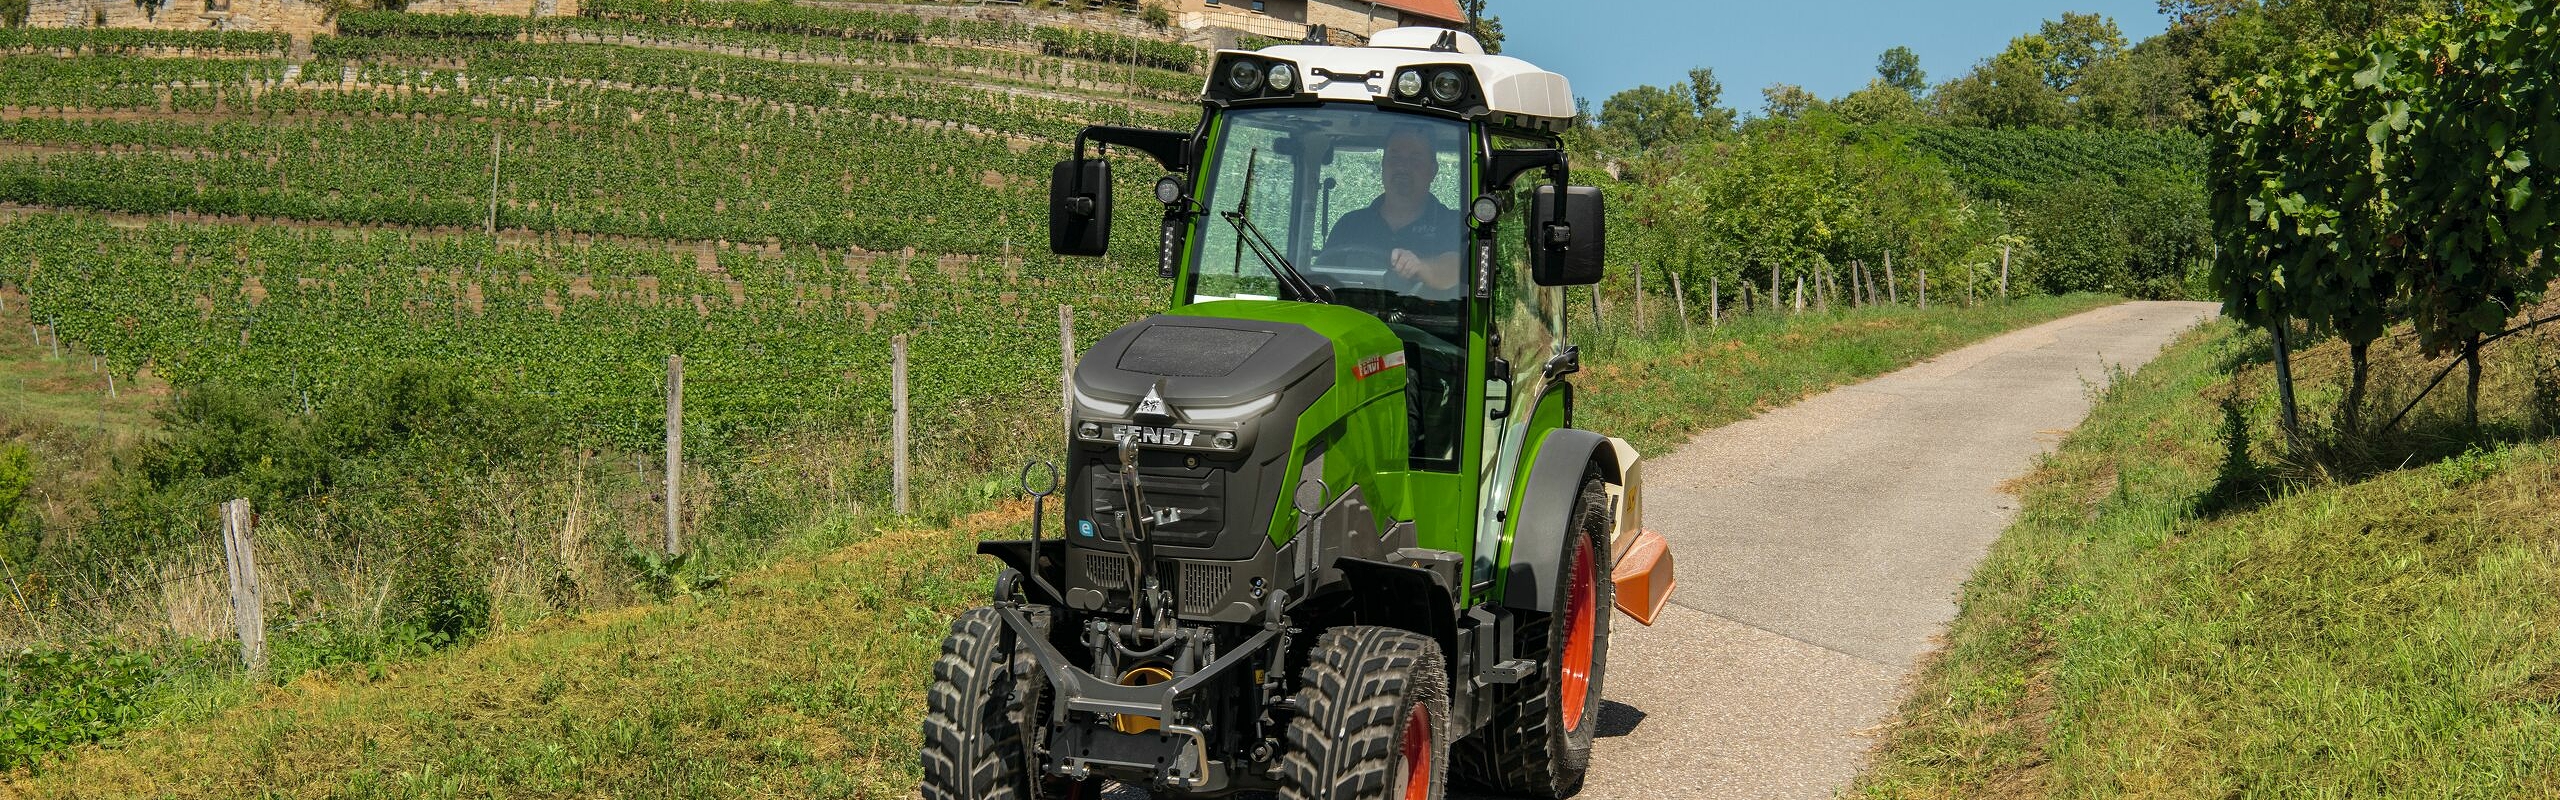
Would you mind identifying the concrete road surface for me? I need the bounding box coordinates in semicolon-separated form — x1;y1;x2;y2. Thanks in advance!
1560;300;2219;799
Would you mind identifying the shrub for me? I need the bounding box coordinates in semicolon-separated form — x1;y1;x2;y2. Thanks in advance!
1;643;164;773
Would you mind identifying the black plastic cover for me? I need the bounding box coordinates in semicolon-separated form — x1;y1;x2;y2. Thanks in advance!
1050;158;1112;256
1529;184;1606;286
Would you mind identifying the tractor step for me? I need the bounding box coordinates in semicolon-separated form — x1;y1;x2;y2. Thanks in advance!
1483;658;1538;684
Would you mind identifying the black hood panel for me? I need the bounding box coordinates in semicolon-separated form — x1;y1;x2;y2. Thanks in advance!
1078;315;1332;404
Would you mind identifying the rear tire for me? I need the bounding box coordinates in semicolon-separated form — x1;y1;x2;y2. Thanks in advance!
1455;473;1613;798
920;607;1041;800
1280;626;1450;800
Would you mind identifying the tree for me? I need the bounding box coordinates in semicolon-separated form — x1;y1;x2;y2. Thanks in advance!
1933;44;2069;129
1835;79;1927;126
2037;12;2127;94
1597;84;1698;150
2076;39;2202;129
1460;0;1504;54
1760;83;1822;121
1876;46;1926;97
1686;67;1737;133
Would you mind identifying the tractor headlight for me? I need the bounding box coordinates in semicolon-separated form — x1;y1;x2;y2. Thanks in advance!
1227;60;1266;95
1179;393;1278;425
1266;62;1296;93
1078;421;1102;440
1394;69;1424;99
1073;386;1131;418
1429;69;1465;103
1154;174;1186;205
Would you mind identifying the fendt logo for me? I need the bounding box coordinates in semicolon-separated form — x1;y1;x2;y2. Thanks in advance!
1112;425;1204;447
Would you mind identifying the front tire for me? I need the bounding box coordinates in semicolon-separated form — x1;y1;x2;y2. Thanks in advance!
1280;626;1451;800
920;607;1040;800
1455;473;1614;797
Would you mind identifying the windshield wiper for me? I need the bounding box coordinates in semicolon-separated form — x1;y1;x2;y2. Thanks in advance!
1221;149;1330;303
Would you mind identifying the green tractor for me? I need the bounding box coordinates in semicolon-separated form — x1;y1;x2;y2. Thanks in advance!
921;27;1675;800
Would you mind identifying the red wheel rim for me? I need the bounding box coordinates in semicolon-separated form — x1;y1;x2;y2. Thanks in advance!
1397;701;1433;800
1560;535;1597;733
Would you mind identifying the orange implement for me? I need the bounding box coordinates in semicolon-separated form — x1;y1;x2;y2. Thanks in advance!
1610;527;1675;626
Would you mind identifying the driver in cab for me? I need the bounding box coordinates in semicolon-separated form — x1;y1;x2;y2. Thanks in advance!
1316;123;1467;467
1318;125;1463;300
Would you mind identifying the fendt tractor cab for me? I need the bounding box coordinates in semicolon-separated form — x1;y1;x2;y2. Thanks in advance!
921;28;1675;800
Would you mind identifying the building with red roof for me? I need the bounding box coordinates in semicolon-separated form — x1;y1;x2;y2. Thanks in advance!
1169;0;1466;43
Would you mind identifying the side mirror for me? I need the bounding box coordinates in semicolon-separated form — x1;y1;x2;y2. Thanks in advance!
1049;158;1112;257
1528;185;1605;286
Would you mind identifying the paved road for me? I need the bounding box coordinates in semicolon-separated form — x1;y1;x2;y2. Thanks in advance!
1562;301;2219;799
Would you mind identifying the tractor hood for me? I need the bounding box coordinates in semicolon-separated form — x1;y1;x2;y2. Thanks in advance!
1066;301;1409;562
1072;301;1409;436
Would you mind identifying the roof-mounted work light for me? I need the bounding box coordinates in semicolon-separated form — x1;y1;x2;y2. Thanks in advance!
1206;54;1313;106
1383;63;1485;117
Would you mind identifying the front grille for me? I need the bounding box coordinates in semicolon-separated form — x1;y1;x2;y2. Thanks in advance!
1089;464;1227;545
1086;553;1129;591
1180;562;1232;616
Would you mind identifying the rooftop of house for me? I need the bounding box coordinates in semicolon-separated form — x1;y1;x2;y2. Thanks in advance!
1368;0;1465;25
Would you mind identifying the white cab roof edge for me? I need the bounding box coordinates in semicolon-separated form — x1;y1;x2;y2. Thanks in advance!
1222;27;1575;130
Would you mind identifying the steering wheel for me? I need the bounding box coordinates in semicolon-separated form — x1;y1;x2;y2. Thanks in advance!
1309;241;1400;292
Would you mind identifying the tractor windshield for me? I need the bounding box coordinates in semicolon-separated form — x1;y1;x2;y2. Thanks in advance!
1187;106;1470;329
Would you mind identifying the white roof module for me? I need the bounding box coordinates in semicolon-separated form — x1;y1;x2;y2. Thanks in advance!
1231;28;1576;132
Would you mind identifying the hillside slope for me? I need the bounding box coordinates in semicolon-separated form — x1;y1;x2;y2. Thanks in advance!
1858;320;2560;797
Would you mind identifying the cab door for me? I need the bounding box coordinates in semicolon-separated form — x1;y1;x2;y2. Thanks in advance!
1470;173;1568;587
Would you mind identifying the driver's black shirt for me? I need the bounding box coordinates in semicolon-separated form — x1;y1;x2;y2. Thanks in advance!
1320;197;1467;471
1321;197;1463;300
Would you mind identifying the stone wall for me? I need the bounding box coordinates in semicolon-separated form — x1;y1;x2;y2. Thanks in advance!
19;0;580;36
25;0;333;36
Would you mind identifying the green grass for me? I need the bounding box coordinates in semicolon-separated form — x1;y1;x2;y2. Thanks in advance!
1856;321;2560;799
0;296;2125;796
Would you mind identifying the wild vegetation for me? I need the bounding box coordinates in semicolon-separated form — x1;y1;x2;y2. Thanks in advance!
1578;15;2216;310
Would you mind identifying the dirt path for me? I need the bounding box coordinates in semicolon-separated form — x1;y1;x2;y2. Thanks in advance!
1559;300;2219;799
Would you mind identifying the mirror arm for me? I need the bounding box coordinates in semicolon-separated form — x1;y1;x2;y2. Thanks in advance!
1076;125;1193;172
1487;148;1563;191
1541;345;1581;383
1542;163;1572;255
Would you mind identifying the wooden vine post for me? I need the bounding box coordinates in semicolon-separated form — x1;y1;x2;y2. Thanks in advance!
1884;251;1898;304
665;354;683;556
220;499;266;678
2000;244;2011;300
1669;273;1691;343
892;333;910;516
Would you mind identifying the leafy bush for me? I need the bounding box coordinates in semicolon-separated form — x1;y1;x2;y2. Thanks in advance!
1;642;165;773
2015;171;2207;297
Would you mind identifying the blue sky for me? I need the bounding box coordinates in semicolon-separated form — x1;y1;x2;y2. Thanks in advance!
1496;1;2171;115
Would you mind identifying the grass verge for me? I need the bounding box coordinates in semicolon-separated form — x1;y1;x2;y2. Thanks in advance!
1855;320;2560;798
1;295;2119;797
